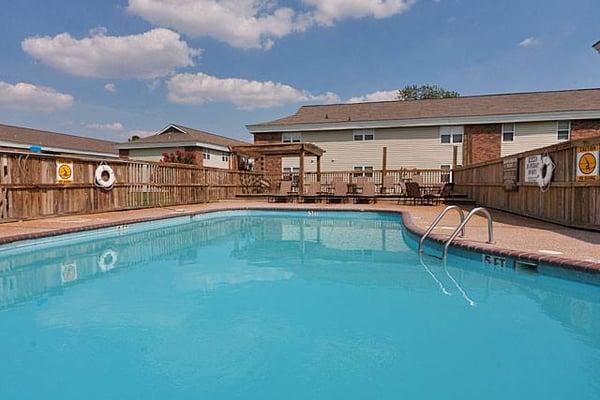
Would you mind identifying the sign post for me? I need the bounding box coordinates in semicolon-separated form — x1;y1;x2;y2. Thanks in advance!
576;145;599;182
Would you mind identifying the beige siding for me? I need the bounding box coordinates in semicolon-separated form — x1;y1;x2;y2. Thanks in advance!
128;147;182;162
203;148;230;169
128;147;231;169
283;126;462;171
501;121;564;157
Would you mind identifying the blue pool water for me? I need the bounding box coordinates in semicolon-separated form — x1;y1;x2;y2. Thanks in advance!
0;210;599;399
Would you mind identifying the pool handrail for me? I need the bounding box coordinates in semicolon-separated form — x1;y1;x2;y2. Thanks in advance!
443;207;494;259
418;205;466;253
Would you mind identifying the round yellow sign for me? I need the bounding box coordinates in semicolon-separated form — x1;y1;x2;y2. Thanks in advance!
58;164;72;180
578;152;597;175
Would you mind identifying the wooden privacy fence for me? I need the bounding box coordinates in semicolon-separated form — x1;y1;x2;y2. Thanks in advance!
0;151;264;222
453;137;600;231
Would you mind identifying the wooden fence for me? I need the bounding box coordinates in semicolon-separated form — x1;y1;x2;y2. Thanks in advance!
0;151;264;222
453;137;600;231
281;168;448;190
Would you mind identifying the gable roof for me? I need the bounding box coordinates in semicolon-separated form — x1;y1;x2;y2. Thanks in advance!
0;123;118;157
247;88;600;132
118;124;248;150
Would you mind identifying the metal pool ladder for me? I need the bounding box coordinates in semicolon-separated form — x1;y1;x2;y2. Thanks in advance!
418;206;466;253
419;206;494;260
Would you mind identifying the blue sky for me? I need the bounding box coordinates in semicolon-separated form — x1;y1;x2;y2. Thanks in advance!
0;0;599;143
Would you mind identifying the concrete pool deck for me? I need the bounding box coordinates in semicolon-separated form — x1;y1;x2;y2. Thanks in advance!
0;200;598;271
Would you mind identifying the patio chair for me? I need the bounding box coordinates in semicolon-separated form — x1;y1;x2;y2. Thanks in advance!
268;181;296;203
381;175;396;195
402;181;435;205
301;182;322;203
353;181;377;204
326;180;349;203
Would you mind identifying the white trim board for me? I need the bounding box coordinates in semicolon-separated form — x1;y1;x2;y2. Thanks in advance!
246;110;600;133
116;141;231;153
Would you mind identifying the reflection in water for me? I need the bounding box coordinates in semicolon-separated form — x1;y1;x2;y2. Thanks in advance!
0;211;600;399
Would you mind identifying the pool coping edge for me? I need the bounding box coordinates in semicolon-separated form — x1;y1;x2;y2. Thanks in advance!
0;205;598;275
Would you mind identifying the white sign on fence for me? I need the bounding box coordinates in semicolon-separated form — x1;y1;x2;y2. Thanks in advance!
525;155;541;183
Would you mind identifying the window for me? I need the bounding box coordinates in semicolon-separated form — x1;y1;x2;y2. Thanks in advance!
283;167;299;173
353;129;374;141
502;123;515;142
222;153;229;162
440;126;463;144
203;151;210;160
282;132;302;143
557;121;570;141
353;166;374;177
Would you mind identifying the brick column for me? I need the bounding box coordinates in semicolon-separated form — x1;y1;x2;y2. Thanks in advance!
253;133;282;183
463;124;501;165
571;119;600;140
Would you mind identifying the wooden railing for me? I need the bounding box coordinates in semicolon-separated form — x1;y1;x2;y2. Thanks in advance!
278;168;449;190
0;151;264;222
453;137;600;231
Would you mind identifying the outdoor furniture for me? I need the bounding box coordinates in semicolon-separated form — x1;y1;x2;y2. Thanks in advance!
326;180;350;203
301;182;322;203
353;181;377;204
268;181;296;203
402;181;435;205
381;175;396;195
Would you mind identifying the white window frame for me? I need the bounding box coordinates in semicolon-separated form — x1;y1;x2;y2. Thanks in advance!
353;129;375;141
282;132;302;143
353;165;374;177
440;126;463;144
557;120;571;141
283;167;300;173
502;123;515;142
221;153;229;162
203;150;211;160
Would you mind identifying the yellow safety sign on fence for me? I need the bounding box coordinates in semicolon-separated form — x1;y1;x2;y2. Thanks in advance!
56;161;74;183
576;145;599;182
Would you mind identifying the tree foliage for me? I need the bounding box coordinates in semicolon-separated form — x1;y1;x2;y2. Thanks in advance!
161;150;197;165
398;85;460;101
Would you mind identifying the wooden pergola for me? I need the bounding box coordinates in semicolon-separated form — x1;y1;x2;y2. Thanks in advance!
232;143;325;195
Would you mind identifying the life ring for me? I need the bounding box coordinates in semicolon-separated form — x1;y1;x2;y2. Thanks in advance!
98;249;118;272
536;155;554;191
95;164;116;189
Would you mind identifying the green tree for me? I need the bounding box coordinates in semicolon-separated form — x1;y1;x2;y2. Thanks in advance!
398;85;460;101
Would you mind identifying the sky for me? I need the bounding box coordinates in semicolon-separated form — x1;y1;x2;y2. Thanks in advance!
0;0;599;143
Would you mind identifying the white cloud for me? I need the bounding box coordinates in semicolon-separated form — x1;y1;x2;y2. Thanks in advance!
104;83;117;93
127;0;416;49
0;81;74;112
22;28;200;79
127;0;296;50
518;37;540;48
304;0;416;25
347;89;398;103
85;122;125;131
167;72;340;109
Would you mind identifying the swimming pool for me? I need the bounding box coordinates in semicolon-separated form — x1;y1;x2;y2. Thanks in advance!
1;210;599;399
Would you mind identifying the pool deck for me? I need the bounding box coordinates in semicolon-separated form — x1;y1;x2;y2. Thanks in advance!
0;200;598;272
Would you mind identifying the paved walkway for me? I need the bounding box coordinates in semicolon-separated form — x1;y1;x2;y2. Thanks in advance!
0;201;598;266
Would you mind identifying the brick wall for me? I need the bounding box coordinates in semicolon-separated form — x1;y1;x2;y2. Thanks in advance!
463;124;501;165
253;133;282;181
571;119;600;140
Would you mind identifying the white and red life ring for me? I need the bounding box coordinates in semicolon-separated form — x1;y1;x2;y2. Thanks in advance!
536;155;554;191
95;164;116;189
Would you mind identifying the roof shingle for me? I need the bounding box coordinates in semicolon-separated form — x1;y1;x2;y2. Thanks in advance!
252;88;600;127
0;123;117;155
130;124;248;148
